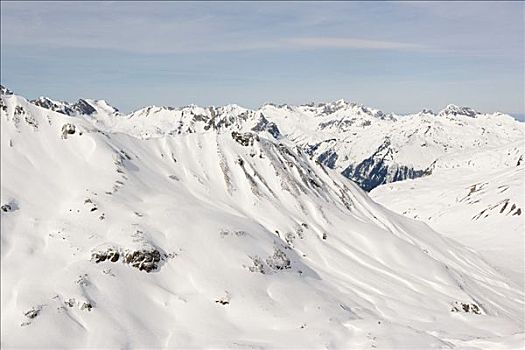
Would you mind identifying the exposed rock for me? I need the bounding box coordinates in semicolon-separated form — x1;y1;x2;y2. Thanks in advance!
248;256;265;274
74;99;97;115
266;247;291;271
124;249;162;272
21;305;44;326
31;97;111;116
0;98;7;112
215;291;231;305
61;123;76;139
24;114;39;130
63;297;93;311
251;113;281;139
342;140;429;191
33;97;76;115
439;105;478;118
317;149;338;169
80;302;93;311
24;307;41;319
343;160;429;192
1;200;18;212
420;109;435;115
14;106;25;116
231;131;259;146
451;301;482;314
0;84;13;95
92;246;164;273
92;248;121;264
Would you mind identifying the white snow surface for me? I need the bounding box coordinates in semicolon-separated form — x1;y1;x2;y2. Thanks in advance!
371;153;525;287
1;91;524;349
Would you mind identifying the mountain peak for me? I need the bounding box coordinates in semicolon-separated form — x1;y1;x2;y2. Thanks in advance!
418;108;435;115
83;99;120;115
439;104;479;118
0;84;14;95
32;96;77;115
30;95;119;117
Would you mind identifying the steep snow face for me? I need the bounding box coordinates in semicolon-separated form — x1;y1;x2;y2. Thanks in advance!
1;92;524;348
371;148;525;287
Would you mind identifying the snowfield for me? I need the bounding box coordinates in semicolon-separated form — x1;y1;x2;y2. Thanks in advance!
371;148;525;287
1;87;524;349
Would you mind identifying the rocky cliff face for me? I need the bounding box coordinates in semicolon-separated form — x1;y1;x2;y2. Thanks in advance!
342;159;429;192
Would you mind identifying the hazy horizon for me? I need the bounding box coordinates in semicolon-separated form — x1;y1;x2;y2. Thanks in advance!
1;81;524;122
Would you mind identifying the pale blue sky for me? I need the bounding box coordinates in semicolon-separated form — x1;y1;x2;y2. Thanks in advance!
1;1;523;117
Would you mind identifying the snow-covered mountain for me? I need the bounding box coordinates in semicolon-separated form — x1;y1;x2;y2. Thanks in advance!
371;143;525;287
1;87;524;348
31;96;120;117
16;87;523;192
10;86;523;193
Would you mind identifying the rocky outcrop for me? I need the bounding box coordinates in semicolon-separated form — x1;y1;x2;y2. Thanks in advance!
33;97;76;116
231;131;259;146
251;113;281;139
92;248;120;263
1;200;18;212
124;249;162;272
439;105;478;118
32;97;100;116
342;140;430;191
73;99;97;115
92;246;165;273
61;123;76;139
317;149;338;169
0;85;13;95
248;247;292;274
342;160;429;192
266;247;291;271
450;301;482;314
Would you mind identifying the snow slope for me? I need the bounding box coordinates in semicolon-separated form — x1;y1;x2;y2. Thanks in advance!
1;90;524;348
371;143;525;287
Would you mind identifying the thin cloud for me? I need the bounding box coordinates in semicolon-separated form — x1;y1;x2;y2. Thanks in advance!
284;37;426;51
1;35;429;55
159;36;429;54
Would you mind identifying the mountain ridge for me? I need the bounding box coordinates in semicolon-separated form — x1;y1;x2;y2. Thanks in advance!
0;84;516;121
2;84;522;192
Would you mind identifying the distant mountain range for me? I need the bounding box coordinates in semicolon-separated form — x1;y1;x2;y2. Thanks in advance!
4;85;522;192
